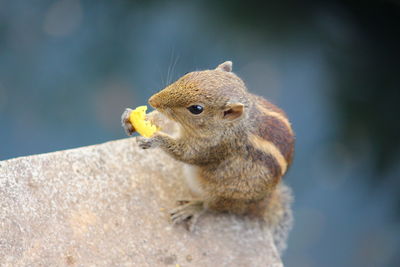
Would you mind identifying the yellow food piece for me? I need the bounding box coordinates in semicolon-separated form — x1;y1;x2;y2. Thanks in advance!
129;106;158;138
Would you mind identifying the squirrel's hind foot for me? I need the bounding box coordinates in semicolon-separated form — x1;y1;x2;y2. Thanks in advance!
170;200;204;232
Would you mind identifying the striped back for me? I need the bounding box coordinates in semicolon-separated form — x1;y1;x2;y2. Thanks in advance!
248;96;295;178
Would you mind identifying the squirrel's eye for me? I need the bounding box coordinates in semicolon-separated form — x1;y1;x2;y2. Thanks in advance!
187;105;204;115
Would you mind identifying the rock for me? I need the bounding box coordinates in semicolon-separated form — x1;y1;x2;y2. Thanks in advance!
0;138;283;266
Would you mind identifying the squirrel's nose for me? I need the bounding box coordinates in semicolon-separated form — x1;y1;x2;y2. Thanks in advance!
148;94;159;108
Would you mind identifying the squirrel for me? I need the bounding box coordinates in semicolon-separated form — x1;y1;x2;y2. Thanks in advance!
121;61;295;254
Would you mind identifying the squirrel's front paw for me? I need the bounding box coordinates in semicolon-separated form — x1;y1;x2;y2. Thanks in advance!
136;136;155;149
121;108;135;136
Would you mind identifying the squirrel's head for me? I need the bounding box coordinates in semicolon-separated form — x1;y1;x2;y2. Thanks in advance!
149;61;249;136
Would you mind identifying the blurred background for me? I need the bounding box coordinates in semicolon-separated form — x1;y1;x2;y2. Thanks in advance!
0;0;399;266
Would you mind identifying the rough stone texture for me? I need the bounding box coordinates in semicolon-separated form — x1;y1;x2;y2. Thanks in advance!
0;138;283;267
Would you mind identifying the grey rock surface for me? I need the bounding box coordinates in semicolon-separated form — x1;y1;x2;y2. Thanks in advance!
0;138;282;267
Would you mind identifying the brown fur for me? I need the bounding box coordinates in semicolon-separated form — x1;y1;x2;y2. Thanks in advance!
133;61;295;254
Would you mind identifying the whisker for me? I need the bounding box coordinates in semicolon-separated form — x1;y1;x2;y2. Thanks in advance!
166;49;174;87
170;53;180;85
155;64;165;90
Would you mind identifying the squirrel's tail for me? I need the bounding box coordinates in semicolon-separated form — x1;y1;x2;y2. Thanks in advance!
264;183;294;255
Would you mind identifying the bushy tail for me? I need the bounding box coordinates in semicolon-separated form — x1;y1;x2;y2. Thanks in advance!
264;183;294;255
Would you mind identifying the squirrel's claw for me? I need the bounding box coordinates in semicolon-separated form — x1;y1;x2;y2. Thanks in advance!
176;200;191;206
121;108;135;136
170;200;204;232
136;136;154;149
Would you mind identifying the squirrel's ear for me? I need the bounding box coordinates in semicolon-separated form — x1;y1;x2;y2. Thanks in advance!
223;103;244;120
215;61;233;72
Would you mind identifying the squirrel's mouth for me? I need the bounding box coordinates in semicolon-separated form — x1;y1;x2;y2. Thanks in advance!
154;107;178;123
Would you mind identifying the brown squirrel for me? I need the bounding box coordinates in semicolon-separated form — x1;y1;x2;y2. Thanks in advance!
121;61;295;254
